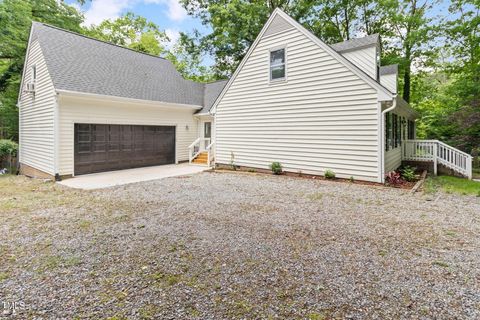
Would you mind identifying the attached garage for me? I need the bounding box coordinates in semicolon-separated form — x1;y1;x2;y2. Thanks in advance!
18;22;226;180
74;124;175;175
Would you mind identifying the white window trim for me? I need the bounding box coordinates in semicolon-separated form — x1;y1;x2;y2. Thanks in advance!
268;46;287;83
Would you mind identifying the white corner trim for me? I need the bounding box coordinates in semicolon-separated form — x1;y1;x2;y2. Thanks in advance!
56;89;203;110
53;94;60;176
17;24;36;105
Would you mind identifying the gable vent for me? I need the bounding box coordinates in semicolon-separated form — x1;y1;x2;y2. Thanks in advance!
264;14;294;37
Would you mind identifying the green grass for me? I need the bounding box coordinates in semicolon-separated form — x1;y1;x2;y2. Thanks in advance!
425;175;480;196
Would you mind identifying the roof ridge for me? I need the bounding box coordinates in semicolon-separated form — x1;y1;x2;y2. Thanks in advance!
31;21;169;62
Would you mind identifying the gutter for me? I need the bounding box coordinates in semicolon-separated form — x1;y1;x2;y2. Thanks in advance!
380;94;398;183
56;89;203;111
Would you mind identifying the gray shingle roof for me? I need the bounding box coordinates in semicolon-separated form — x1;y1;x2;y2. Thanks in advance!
380;64;398;76
31;22;226;111
331;34;379;52
201;80;229;114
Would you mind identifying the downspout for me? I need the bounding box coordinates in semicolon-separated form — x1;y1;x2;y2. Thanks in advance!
380;94;397;183
53;93;61;181
209;108;216;169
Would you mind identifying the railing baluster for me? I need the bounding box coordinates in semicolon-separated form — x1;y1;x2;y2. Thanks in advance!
402;139;473;179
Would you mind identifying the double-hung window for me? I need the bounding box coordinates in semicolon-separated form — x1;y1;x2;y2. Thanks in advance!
270;48;286;81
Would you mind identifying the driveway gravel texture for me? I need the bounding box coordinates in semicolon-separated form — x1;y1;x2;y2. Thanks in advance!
0;172;479;319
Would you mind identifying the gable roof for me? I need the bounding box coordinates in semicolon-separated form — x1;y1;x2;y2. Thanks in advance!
27;22;226;111
331;34;380;52
211;9;394;113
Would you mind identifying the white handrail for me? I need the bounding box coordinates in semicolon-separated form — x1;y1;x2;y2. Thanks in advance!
206;140;215;167
188;137;212;164
403;140;472;179
188;137;201;149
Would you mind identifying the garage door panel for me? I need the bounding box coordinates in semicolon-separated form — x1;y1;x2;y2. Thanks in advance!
74;123;175;175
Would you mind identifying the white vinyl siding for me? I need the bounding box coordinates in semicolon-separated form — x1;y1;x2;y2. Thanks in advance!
341;46;377;80
19;40;56;175
57;96;199;175
215;27;381;182
385;147;402;173
380;73;397;93
263;14;294;37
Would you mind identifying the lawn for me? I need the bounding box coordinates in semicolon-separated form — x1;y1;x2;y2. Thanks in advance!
1;172;479;319
424;175;480;196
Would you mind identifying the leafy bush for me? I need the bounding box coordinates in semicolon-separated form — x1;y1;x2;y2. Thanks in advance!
270;162;283;175
385;171;404;186
401;165;418;182
0;139;18;158
324;169;335;179
349;176;355;183
230;151;236;171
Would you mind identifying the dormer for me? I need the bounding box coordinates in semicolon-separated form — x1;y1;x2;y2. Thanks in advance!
379;64;398;93
331;34;380;80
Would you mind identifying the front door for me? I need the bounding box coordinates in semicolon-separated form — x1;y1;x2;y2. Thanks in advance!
203;121;212;149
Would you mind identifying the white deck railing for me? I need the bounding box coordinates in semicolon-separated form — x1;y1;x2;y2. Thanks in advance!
206;140;215;167
188;137;212;165
403;140;472;179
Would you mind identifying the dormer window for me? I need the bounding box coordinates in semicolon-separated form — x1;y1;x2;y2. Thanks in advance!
270;48;286;81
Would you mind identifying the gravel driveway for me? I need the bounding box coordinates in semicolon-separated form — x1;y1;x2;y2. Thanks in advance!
1;172;479;319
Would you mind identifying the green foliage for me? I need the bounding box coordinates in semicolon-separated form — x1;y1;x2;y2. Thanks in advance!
164;33;217;82
425;176;480;196
85;12;168;56
400;165;417;182
0;139;18;158
270;162;283;175
0;0;84;141
324;169;335;179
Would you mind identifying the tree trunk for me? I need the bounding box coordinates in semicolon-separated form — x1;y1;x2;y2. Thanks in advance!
344;7;350;40
403;46;411;103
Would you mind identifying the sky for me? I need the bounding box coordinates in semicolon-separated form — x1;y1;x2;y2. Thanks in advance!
65;0;454;68
66;0;210;47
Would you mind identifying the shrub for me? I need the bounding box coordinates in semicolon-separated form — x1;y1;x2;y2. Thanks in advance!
385;171;404;186
324;169;335;179
230;151;236;171
401;165;417;182
0;139;18;158
270;162;283;175
349;176;355;183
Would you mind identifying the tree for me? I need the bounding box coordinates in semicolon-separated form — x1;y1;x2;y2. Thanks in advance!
180;0;322;77
85;12;168;56
0;0;83;140
442;0;479;152
383;0;439;103
165;32;217;82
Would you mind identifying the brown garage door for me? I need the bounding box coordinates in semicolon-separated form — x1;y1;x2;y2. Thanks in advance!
74;123;175;175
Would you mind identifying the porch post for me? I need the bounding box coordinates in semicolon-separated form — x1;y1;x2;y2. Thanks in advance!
433;142;438;176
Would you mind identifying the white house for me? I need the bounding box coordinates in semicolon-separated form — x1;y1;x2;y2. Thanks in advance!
18;9;472;182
